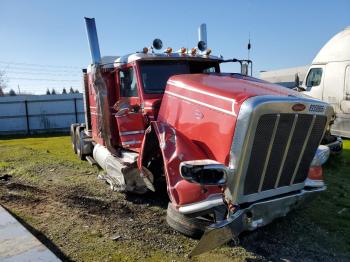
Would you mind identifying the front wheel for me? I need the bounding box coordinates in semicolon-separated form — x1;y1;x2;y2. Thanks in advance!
166;203;213;239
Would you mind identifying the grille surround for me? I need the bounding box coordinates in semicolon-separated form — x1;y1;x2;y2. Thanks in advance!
225;95;333;205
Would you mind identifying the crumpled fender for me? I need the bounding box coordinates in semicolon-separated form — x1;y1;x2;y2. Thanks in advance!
138;121;222;206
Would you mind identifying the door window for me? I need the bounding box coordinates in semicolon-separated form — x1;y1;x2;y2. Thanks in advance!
119;67;138;97
306;68;323;91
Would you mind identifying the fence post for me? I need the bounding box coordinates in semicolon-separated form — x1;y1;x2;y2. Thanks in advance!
24;100;30;135
73;98;78;123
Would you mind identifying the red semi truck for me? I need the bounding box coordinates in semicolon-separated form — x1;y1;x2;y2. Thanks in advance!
71;18;333;256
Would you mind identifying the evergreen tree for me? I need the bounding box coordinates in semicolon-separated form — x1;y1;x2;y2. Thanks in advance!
69;87;75;94
62;88;67;94
51;88;56;95
46;89;51;95
9;89;16;96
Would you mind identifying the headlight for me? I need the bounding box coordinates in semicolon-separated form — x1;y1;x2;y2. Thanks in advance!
179;159;228;185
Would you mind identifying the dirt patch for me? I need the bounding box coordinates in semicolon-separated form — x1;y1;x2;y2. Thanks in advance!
0;191;42;205
6;182;46;194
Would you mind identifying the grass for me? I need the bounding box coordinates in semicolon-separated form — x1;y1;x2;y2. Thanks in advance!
0;135;349;261
307;140;350;246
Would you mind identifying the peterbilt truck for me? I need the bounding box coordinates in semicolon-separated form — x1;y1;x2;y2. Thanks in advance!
71;18;332;256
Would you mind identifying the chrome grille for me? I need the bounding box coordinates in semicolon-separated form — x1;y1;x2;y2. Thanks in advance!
243;113;327;196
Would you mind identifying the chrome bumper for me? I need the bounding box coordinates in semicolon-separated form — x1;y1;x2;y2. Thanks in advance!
190;186;326;257
324;136;343;154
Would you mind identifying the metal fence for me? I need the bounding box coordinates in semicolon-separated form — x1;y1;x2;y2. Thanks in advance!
0;94;85;135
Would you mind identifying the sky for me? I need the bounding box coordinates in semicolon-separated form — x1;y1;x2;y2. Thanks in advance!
0;0;349;95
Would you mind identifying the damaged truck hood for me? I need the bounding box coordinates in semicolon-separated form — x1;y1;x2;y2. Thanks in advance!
167;73;303;105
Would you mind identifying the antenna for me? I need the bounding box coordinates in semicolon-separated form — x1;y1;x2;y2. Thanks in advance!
247;32;251;60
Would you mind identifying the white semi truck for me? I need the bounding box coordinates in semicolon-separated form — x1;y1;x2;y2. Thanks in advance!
301;26;350;139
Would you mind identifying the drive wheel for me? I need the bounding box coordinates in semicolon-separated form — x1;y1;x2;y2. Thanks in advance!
75;126;85;160
166;202;212;239
70;123;80;154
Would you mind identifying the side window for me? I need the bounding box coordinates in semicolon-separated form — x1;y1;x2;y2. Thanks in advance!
306;68;323;90
203;67;216;73
119;67;138;97
346;66;350;100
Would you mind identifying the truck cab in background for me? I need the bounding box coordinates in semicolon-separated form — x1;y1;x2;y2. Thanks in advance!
301;26;350;139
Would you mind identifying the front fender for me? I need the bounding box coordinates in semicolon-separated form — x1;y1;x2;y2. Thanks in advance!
138;121;222;206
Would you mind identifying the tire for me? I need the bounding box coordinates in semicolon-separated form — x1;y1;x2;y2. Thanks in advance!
166;203;212;239
75;126;85;160
70;123;80;154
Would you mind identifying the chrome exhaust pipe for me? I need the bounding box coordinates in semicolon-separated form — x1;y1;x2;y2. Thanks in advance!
198;23;207;46
84;17;101;64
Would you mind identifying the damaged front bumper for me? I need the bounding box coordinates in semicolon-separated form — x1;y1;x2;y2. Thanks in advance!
190;186;326;257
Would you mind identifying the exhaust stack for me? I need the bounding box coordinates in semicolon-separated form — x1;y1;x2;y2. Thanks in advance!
84;17;101;64
198;23;207;46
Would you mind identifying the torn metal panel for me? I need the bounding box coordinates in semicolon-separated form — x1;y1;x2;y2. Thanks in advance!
189;187;325;257
93;144;148;194
138;122;222;206
91;64;116;154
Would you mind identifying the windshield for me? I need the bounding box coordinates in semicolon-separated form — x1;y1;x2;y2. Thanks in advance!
140;60;219;94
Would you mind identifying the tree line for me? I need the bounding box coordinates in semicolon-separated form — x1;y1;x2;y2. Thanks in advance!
0;70;80;96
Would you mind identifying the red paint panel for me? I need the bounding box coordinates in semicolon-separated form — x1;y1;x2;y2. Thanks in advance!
158;89;236;164
115;112;145;150
150;122;222;205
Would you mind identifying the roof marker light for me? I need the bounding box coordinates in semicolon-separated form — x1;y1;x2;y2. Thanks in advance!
164;47;173;54
143;47;149;54
205;48;212;55
190;48;197;56
180;47;187;54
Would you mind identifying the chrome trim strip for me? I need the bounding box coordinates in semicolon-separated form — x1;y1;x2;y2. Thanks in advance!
258;114;280;192
120;130;145;136
165;90;236;116
178;194;224;214
304;178;325;188
290;115;316;185
122;140;142;146
168;79;236;103
274;114;298;188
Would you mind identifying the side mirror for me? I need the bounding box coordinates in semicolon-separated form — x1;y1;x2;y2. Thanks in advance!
241;63;249;76
294;73;300;88
179;160;228;185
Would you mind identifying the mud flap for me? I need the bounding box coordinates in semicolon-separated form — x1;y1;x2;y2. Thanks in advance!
189;210;245;257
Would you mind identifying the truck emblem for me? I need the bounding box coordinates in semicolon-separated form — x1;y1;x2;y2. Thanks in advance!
309;104;325;113
292;103;306;112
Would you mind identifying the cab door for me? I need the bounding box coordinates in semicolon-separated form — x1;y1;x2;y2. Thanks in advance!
340;65;350;114
115;66;145;151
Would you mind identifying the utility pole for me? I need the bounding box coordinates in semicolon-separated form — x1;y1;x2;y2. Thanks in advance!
17;84;20;95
